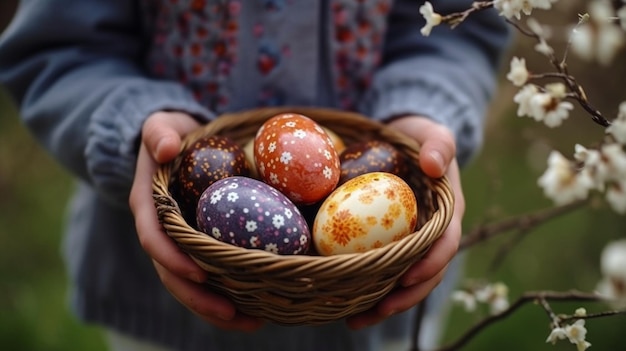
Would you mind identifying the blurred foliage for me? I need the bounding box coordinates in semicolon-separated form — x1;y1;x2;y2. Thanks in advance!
1;1;625;350
0;88;106;349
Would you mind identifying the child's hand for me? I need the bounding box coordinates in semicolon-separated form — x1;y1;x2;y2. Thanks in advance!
346;115;465;329
129;111;264;331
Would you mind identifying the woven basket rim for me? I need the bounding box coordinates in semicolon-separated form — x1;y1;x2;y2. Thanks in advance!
153;106;454;264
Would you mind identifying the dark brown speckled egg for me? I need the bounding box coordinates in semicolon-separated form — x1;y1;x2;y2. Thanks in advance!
339;140;408;185
174;135;250;221
196;176;311;255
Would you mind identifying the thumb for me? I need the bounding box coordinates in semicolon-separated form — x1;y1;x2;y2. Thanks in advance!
418;132;455;178
141;112;201;163
388;116;456;178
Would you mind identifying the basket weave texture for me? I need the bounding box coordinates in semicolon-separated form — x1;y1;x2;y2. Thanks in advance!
152;107;454;326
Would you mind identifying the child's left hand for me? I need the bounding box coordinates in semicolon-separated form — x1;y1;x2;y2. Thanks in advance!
346;115;465;329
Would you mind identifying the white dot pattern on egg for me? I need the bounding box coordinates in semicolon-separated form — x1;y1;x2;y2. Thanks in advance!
196;176;311;255
253;113;340;205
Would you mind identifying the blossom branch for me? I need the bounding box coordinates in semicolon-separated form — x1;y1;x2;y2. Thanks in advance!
440;1;494;28
506;19;611;127
434;290;620;351
559;309;626;323
459;199;588;251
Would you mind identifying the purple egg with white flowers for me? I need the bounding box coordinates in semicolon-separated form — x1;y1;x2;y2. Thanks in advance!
196;176;311;255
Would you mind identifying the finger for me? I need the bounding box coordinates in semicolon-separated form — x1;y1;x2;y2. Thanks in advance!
154;261;265;331
129;145;208;283
400;210;461;287
346;268;446;330
400;159;464;286
142;111;201;163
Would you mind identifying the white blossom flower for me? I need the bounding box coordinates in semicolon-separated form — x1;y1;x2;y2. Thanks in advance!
451;281;510;315
494;0;557;19
546;320;592;351
564;319;591;351
528;92;574;127
419;1;442;36
538;150;595;205
451;290;477;312
515;83;573;126
494;0;524;19
596;277;626;308
575;307;587;317
514;84;540;117
596;239;626;307
606;102;626;144
527;17;555;55
574;144;605;191
546;326;567;344
545;82;567;99
606;179;626;214
464;282;510;315
571;0;625;65
489;282;510;314
600;143;626;181
506;57;529;86
535;40;555;56
529;0;558;11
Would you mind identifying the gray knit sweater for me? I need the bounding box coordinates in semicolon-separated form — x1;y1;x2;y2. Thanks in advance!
0;1;510;350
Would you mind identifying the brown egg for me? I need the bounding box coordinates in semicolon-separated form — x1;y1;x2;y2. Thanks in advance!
174;135;250;221
339;140;408;185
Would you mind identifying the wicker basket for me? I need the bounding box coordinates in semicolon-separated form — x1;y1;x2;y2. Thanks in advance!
152;106;454;326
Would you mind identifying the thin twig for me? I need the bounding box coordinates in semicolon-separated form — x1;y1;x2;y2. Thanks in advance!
434;291;612;351
441;1;494;28
487;227;529;273
560;309;626;323
505;18;611;127
537;296;561;328
459;199;588;251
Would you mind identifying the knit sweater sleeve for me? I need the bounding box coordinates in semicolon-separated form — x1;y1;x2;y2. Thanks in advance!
0;0;214;207
360;0;512;166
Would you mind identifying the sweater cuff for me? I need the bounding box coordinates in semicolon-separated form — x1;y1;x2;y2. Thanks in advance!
85;79;214;207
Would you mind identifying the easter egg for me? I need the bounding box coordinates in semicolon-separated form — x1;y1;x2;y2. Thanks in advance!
175;135;250;220
254;113;340;205
243;137;260;179
339;140;408;185
312;172;418;256
322;126;346;154
196;176;311;255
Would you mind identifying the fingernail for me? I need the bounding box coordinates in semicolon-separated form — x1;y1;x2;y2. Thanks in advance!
216;313;231;321
429;150;445;171
154;138;168;160
403;277;418;287
189;272;204;283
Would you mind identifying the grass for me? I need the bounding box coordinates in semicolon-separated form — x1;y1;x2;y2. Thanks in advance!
1;83;625;351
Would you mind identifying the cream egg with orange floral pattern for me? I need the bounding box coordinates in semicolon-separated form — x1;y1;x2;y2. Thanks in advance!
312;172;417;256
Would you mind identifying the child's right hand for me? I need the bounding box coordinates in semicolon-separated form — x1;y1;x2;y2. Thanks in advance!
129;111;264;331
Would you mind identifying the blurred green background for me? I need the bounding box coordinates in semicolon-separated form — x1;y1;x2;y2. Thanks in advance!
1;1;625;350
